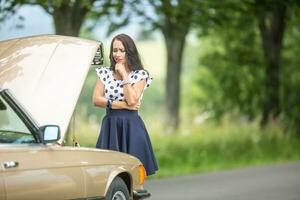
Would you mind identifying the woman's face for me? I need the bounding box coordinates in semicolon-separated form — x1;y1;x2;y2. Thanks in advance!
112;39;126;64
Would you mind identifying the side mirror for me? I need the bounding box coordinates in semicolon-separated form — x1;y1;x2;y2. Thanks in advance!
92;43;104;65
40;125;61;143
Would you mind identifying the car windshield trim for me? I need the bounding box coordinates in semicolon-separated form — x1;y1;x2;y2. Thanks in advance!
0;130;32;135
0;89;41;143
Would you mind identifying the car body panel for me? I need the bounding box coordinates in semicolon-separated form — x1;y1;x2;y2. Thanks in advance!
0;35;99;143
0;145;141;199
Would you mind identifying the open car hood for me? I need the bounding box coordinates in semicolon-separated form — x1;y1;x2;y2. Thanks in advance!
0;35;102;143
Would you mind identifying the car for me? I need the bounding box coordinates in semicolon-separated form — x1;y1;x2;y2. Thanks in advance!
0;35;151;200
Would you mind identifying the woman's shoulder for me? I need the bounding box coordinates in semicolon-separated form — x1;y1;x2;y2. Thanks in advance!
132;69;150;77
130;69;153;88
95;66;112;74
95;66;113;83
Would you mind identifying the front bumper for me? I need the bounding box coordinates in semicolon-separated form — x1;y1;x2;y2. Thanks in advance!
133;189;151;200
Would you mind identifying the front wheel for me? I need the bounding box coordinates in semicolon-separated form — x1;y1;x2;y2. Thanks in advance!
105;177;130;200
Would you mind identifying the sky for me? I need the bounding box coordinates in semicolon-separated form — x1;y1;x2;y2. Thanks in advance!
0;5;54;40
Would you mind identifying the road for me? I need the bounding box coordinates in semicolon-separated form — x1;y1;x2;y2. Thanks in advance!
145;162;300;200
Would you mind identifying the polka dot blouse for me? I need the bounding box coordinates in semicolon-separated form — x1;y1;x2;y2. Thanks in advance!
96;67;153;101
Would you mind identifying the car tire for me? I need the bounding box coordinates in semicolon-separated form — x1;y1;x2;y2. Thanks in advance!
105;176;130;200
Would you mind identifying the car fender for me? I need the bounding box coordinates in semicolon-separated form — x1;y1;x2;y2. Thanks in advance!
104;166;133;196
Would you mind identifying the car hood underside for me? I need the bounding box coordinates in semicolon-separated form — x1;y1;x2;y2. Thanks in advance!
0;35;100;143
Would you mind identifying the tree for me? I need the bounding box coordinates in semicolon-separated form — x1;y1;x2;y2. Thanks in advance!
252;0;287;125
131;0;203;129
0;0;126;36
194;0;300;131
0;0;24;25
281;5;300;134
194;2;265;120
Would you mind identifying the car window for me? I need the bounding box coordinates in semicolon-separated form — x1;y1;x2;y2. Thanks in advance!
0;96;35;144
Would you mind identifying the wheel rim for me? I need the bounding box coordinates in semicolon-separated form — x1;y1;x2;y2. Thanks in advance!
112;191;126;200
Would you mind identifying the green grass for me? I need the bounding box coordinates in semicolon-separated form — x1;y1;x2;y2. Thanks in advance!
66;116;300;179
150;121;300;178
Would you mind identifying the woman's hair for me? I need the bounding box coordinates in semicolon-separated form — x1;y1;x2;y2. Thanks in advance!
109;33;144;71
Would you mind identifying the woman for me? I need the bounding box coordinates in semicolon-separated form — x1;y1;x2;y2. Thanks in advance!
93;33;158;176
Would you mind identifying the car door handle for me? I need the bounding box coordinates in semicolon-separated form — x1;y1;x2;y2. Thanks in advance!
3;161;19;168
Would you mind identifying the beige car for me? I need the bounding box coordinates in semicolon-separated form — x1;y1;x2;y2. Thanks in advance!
0;35;150;200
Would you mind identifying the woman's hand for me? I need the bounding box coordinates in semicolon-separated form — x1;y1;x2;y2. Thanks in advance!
115;63;128;79
126;102;141;110
111;100;140;110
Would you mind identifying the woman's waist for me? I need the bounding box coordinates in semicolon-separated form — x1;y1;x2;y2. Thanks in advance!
105;109;138;116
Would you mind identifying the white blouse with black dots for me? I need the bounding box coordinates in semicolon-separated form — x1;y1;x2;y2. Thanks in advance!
96;67;153;101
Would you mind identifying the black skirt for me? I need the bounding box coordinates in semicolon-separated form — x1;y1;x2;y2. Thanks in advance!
96;109;158;176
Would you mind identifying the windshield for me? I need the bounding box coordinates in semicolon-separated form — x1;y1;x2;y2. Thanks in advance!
0;95;35;144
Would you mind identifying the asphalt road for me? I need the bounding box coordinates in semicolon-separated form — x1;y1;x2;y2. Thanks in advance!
145;162;300;200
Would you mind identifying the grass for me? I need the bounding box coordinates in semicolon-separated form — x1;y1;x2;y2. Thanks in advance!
66;114;300;179
150;120;300;178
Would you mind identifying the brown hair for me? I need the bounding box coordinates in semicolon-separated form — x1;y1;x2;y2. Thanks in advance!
109;34;144;71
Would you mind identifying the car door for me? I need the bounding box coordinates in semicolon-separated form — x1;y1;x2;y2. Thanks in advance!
0;145;85;200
